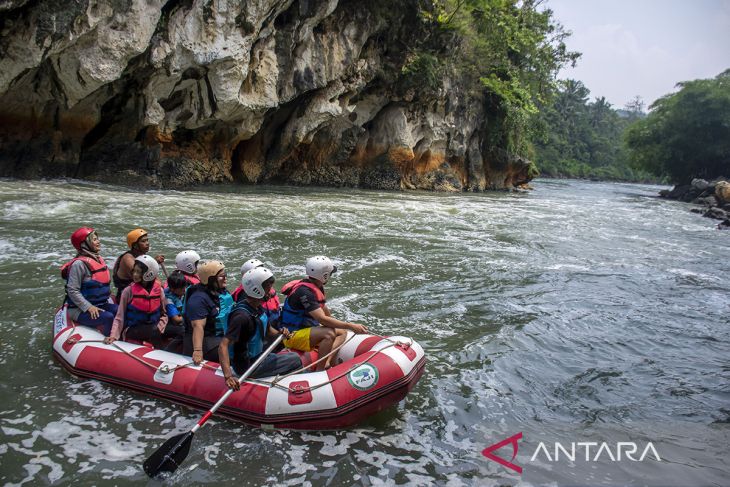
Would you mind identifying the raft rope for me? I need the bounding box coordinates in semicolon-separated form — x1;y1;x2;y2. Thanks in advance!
254;334;412;393
62;325;411;393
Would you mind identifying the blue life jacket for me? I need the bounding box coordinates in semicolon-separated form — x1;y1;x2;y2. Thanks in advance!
125;281;162;328
215;289;234;336
280;280;325;332
163;287;184;317
62;256;112;308
229;300;268;358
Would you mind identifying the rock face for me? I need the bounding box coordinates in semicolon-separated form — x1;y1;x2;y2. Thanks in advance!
0;0;533;191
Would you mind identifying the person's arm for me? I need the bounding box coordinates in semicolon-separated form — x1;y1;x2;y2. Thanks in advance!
308;307;368;334
191;319;206;364
156;292;169;333
267;325;291;339
219;313;251;390
218;337;238;390
186;293;210;364
116;253;135;281
105;287;132;343
67;260;95;313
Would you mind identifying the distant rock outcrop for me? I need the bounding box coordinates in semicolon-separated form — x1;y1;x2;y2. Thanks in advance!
660;178;730;228
0;0;533;191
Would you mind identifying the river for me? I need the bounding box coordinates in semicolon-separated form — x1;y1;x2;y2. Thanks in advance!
0;178;728;486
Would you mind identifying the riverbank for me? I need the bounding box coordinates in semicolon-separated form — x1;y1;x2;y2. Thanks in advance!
659;178;730;229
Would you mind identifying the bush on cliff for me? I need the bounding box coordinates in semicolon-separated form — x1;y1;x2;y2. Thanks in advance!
413;0;579;156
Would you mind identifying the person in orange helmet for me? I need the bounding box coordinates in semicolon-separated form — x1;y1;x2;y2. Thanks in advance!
112;228;165;300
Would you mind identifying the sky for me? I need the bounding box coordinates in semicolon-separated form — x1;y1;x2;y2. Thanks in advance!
545;0;730;109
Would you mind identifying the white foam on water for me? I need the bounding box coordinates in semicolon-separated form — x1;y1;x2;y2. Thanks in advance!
203;444;221;466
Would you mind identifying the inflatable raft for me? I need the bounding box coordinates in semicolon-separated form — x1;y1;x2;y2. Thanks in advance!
52;309;426;429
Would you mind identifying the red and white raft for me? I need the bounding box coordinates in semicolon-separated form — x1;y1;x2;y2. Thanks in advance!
52;309;426;430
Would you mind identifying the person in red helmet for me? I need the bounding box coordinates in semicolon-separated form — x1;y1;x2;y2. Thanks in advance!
112;228;165;300
61;227;118;335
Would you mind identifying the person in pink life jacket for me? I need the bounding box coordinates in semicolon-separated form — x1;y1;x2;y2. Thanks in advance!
232;259;281;323
280;256;368;371
104;255;183;350
61;227;118;335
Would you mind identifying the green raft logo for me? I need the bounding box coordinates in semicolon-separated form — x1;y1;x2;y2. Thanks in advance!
348;363;379;390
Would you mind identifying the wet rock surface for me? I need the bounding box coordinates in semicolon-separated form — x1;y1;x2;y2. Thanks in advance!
0;0;532;191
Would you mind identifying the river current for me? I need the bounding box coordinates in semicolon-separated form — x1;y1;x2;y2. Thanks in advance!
0;178;728;486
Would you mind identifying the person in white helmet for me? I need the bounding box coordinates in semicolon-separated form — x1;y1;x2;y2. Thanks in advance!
183;260;227;364
280;256;368;371
219;267;301;389
175;250;201;285
105;255;182;349
231;258;281;325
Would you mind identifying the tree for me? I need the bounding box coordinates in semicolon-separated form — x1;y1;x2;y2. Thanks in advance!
420;0;580;155
533;80;653;181
625;70;730;183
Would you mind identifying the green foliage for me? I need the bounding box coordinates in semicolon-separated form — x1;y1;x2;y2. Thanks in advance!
411;0;579;155
533;79;660;182
625;70;730;183
400;52;444;94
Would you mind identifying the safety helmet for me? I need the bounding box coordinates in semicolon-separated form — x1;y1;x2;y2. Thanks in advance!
197;260;225;285
135;255;159;282
240;258;264;276
127;228;148;249
305;256;337;284
71;227;96;251
242;267;274;299
175;250;200;274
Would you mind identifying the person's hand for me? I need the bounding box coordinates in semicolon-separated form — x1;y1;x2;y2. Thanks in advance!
349;323;368;334
280;327;293;339
88;306;101;320
154;254;165;264
104;336;116;345
192;350;203;365
225;375;240;391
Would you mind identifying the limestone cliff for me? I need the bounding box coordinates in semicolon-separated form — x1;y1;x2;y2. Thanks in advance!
0;0;534;191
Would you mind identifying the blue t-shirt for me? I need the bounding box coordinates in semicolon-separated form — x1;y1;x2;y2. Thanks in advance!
164;288;184;317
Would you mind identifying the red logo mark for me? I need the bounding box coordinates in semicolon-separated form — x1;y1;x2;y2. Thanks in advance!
482;432;523;474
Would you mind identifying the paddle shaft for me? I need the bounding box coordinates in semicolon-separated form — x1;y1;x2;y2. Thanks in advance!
190;334;284;433
160;261;169;279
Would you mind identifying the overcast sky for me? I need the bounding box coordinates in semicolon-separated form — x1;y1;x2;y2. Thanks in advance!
546;0;730;109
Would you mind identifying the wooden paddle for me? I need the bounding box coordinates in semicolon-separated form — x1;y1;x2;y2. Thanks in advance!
143;334;285;478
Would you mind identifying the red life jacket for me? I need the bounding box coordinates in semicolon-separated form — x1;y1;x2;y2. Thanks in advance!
61;256;110;283
232;285;280;311
262;290;280;312
280;280;326;331
125;281;163;327
61;256;111;308
182;272;200;285
281;280;326;303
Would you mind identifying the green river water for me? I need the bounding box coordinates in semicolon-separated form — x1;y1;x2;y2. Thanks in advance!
0;178;728;486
